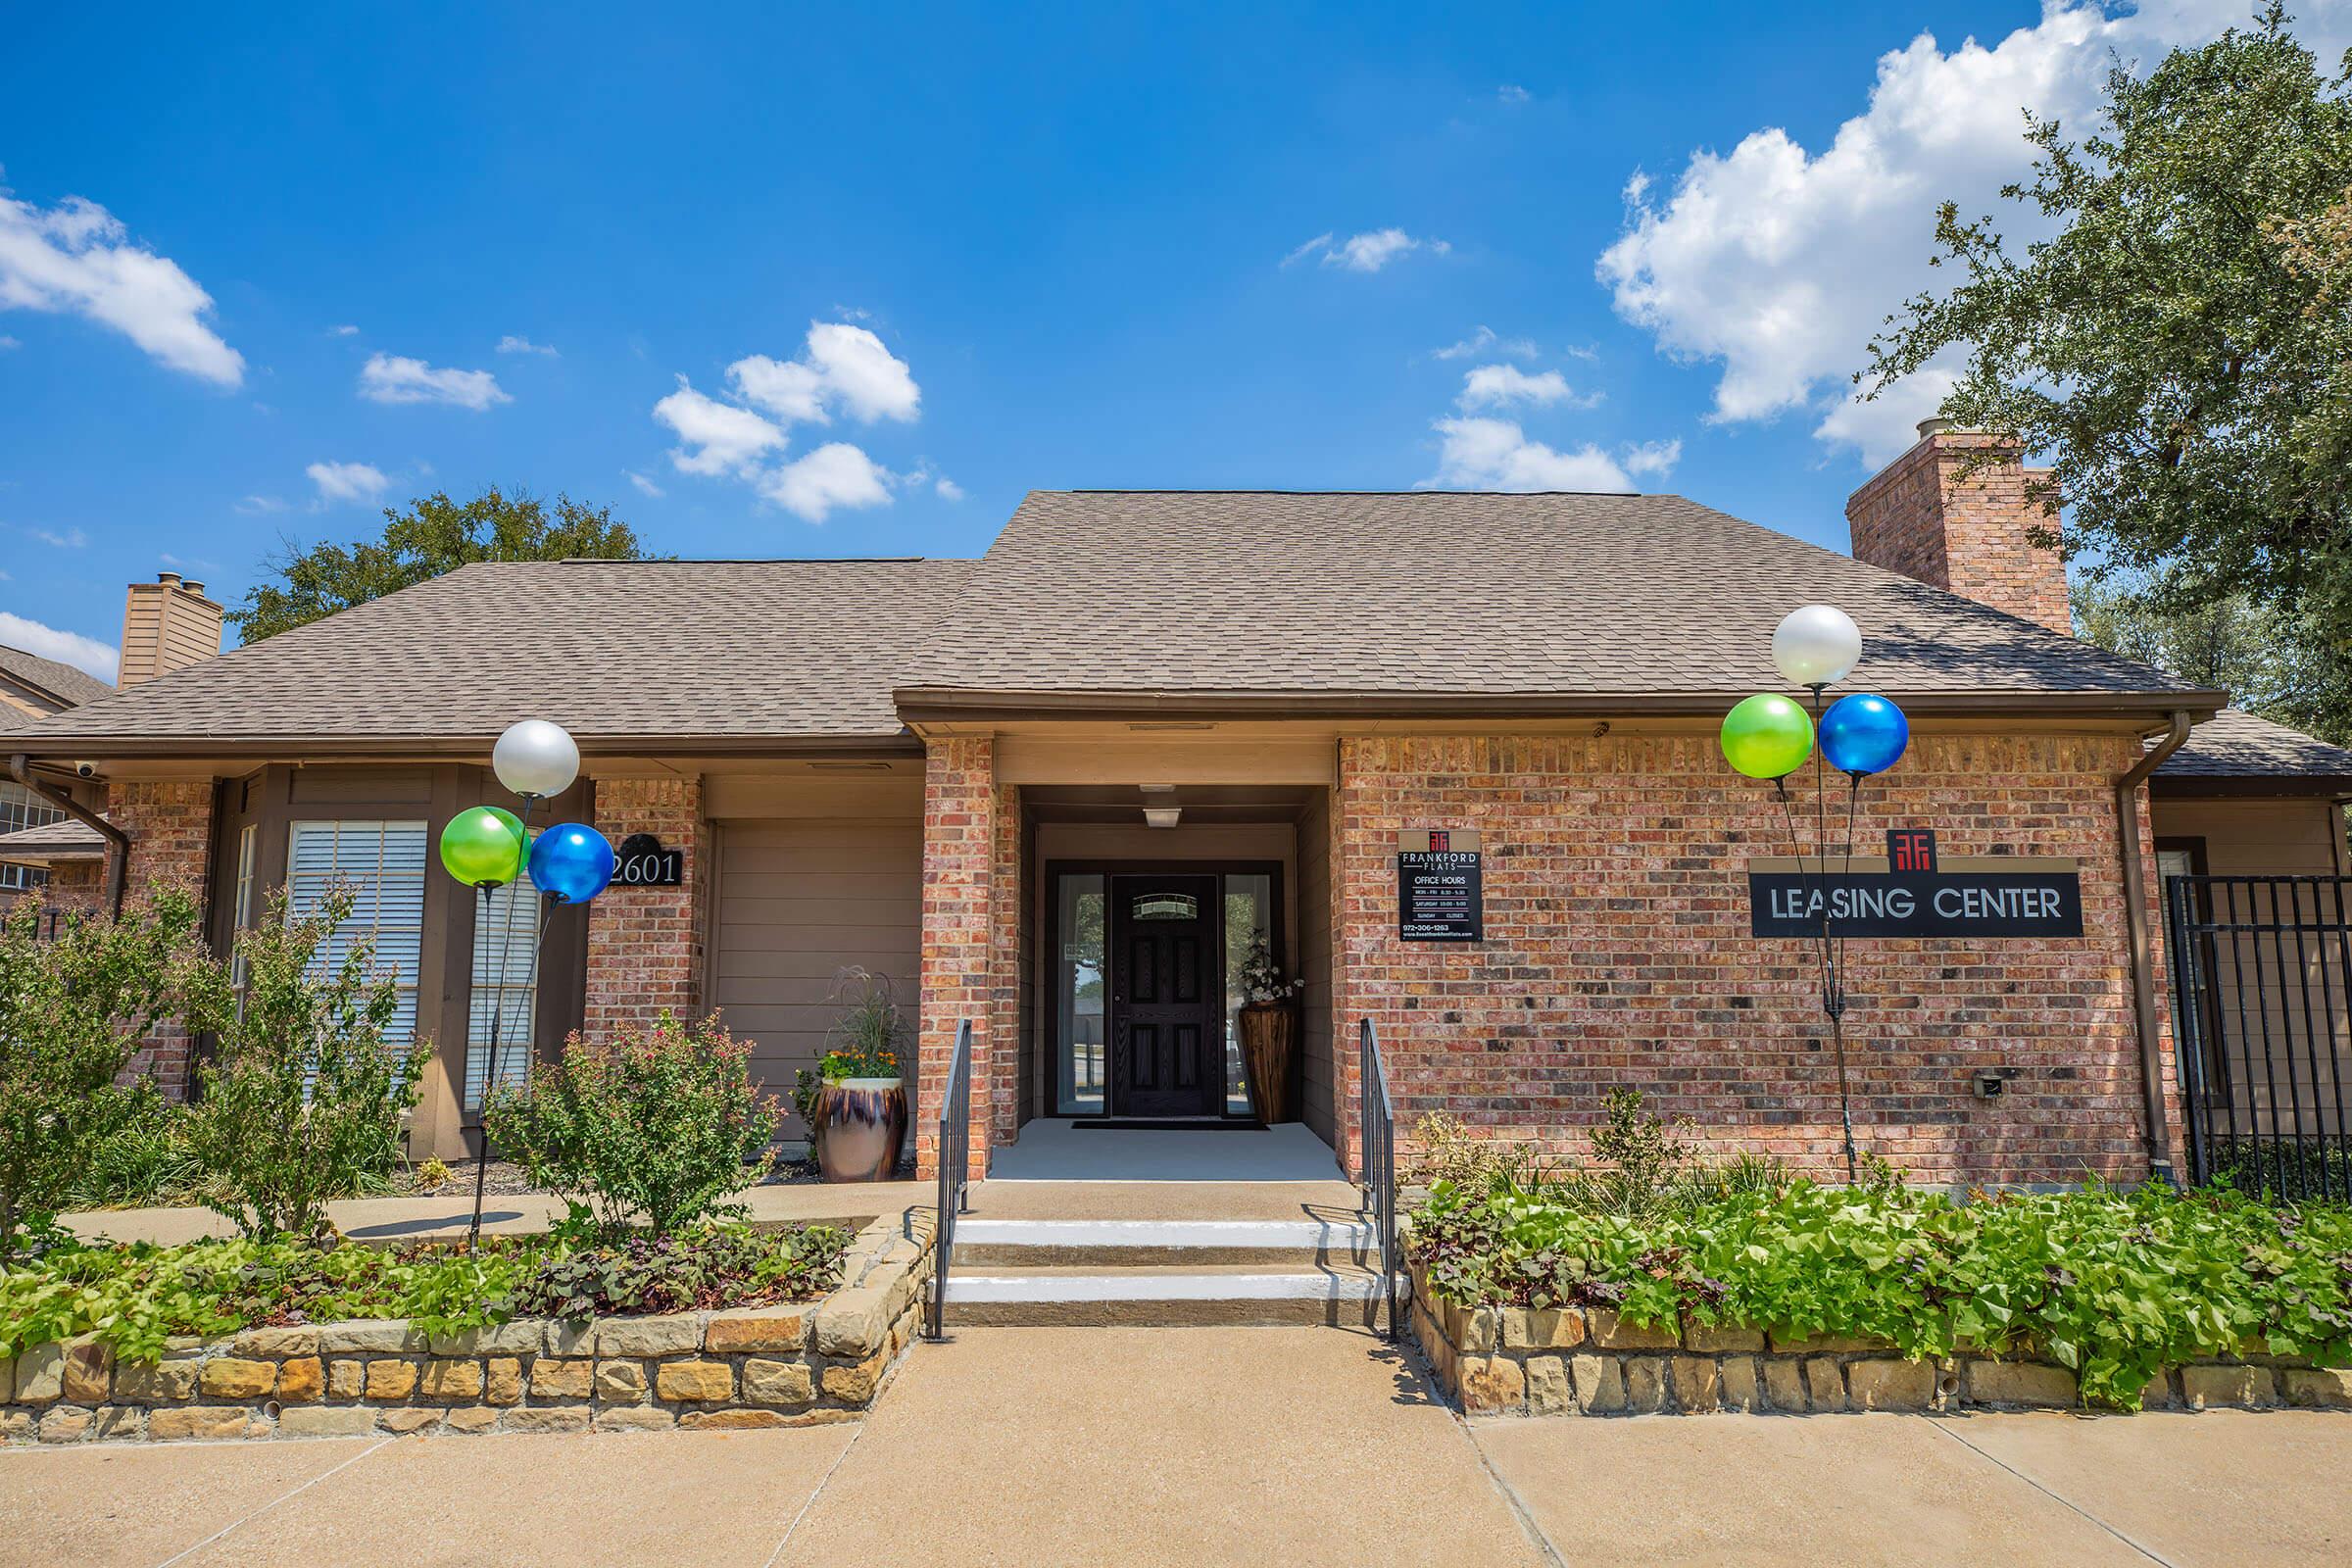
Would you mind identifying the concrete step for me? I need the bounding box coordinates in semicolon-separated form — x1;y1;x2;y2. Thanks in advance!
940;1261;1396;1328
952;1217;1376;1268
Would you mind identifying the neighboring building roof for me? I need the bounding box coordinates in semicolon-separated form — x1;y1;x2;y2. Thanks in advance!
23;558;972;754
2154;709;2352;797
0;816;107;862
896;491;2215;718
0;642;115;710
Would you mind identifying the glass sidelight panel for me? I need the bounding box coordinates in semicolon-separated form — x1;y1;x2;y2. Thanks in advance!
1055;874;1107;1114
1222;872;1272;1114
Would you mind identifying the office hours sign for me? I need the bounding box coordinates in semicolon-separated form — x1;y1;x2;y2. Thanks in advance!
1397;829;1483;942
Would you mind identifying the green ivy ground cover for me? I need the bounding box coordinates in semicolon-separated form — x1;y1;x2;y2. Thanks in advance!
1410;1179;2352;1407
0;1221;851;1366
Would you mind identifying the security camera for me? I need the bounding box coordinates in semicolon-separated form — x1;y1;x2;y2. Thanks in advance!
73;761;99;779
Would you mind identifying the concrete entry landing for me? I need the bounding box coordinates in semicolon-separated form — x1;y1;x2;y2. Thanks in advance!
988;1117;1344;1182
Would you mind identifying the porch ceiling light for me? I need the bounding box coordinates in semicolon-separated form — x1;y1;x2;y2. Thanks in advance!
1143;807;1182;829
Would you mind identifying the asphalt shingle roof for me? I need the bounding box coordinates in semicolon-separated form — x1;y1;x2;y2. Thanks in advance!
24;558;971;747
2158;709;2352;787
0;817;107;859
0;643;114;710
898;492;2206;704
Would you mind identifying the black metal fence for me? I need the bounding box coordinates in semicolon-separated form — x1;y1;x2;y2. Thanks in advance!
2165;874;2352;1201
1358;1018;1398;1340
924;1020;974;1341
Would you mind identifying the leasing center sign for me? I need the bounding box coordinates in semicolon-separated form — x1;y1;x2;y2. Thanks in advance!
1747;837;2083;939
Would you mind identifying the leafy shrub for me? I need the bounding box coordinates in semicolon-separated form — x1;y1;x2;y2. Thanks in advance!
1411;1092;1790;1217
0;1220;848;1363
1409;1177;2352;1408
64;1088;214;1210
0;891;214;1256
500;1222;848;1320
1408;1113;1542;1195
183;887;428;1242
413;1157;456;1192
2202;1136;2352;1204
486;1012;784;1238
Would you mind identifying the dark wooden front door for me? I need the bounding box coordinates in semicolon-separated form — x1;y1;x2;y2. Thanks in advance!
1108;874;1222;1117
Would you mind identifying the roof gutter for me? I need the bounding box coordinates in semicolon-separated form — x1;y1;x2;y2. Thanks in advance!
9;753;128;918
892;685;2230;726
2115;710;2195;1188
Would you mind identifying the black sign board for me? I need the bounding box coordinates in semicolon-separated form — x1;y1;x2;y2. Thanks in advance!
1398;829;1483;941
1748;862;2082;939
613;832;685;888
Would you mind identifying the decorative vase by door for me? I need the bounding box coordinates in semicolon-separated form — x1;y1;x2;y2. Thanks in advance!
814;1077;907;1182
1240;1003;1298;1125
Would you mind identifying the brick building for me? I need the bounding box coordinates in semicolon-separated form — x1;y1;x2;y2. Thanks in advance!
12;424;2352;1184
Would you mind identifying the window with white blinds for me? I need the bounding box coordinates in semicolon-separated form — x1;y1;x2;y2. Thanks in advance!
465;861;542;1111
285;820;426;1051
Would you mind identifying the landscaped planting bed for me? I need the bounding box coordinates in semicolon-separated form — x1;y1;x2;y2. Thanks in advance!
1406;1177;2352;1417
0;1212;936;1443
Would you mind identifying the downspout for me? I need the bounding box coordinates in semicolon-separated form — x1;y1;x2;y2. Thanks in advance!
2115;711;2193;1186
8;754;128;918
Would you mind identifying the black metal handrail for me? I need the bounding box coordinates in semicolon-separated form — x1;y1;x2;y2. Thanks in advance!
1359;1018;1398;1340
924;1020;974;1341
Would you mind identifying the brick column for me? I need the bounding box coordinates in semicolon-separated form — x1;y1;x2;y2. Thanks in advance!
916;738;1013;1181
584;775;709;1040
107;778;217;1096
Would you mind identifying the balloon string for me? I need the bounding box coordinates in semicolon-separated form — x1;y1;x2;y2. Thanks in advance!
469;795;539;1247
1775;776;1837;1019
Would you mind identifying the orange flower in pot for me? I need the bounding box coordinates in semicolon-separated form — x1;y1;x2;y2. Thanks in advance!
803;967;908;1182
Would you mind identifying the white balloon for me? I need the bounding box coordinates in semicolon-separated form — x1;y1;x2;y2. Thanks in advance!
1772;605;1862;688
493;718;579;799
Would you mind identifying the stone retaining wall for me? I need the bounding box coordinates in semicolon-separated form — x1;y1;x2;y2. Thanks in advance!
0;1210;933;1445
1407;1260;2352;1417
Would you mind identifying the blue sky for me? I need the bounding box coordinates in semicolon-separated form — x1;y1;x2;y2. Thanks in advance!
3;2;2344;680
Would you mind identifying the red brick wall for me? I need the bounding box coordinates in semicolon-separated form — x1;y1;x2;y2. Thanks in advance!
107;778;217;1095
585;776;708;1039
1335;732;2179;1186
1847;429;2071;635
915;738;1007;1180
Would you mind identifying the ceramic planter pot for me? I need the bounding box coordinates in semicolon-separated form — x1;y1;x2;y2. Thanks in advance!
813;1076;908;1182
1240;1003;1298;1125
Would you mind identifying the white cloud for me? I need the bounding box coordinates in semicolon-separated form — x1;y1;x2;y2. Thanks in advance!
1284;228;1448;272
24;524;88;549
1458;364;1583;410
1433;325;1539;362
0;186;243;386
306;461;389;504
496;334;559;357
235;494;289;515
1429;416;1637;493
1596;0;2352;466
728;321;920;425
0;333;17;350
359;353;510;411
0;611;117;682
935;476;965;502
1622;438;1684;478
758;442;894;522
624;469;664;499
1497;84;1531;105
653;377;786;475
330;323;359;336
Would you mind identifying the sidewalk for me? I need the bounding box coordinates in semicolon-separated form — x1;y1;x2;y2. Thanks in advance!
3;1327;2347;1566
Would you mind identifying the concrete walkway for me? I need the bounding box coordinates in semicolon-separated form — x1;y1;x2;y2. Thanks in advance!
3;1330;2347;1566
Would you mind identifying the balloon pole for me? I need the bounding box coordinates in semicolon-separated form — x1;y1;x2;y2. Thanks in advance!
469;794;539;1247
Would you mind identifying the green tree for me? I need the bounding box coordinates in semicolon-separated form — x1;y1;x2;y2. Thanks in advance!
183;887;428;1242
1862;9;2352;649
2074;569;2352;745
0;892;214;1257
229;488;655;642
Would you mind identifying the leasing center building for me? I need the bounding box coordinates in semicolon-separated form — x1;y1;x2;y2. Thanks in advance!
15;423;2352;1185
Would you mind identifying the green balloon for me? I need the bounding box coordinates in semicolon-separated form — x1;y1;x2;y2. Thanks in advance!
440;806;525;888
1720;693;1815;779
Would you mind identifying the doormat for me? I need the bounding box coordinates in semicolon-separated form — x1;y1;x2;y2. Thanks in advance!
1072;1118;1268;1131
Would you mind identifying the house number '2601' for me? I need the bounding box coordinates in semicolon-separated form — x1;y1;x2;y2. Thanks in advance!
612;833;685;887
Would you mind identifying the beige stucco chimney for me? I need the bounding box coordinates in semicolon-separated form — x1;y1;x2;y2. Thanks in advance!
117;571;224;689
1845;419;2071;634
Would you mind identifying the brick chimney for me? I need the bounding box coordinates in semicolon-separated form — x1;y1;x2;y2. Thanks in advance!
117;571;224;689
1845;419;2070;634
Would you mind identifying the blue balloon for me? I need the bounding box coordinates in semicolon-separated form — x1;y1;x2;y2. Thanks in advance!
527;822;615;904
1819;693;1909;777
